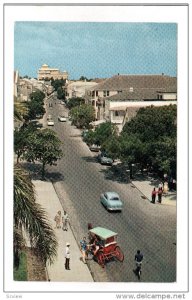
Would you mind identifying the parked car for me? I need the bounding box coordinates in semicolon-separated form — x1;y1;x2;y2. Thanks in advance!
58;115;67;122
89;144;101;152
47;120;54;126
100;192;123;212
35;114;43;119
29;120;43;129
47;115;52;120
97;152;113;165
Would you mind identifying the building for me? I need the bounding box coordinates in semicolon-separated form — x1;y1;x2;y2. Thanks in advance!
109;100;177;132
65;80;98;100
38;64;69;81
14;70;20;98
86;74;177;120
14;72;49;102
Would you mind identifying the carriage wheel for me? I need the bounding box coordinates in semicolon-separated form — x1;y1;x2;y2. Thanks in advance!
115;246;124;262
97;250;105;268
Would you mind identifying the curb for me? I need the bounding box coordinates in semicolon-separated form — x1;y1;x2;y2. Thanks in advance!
51;179;95;282
130;180;176;206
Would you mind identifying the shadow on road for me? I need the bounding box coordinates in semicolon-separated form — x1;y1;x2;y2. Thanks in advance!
69;134;82;138
99;164;130;184
45;171;65;183
21;162;64;182
81;156;98;163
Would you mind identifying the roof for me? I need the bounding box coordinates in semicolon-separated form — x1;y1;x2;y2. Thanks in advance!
92;74;177;92
89;227;117;239
105;88;160;102
109;101;177;111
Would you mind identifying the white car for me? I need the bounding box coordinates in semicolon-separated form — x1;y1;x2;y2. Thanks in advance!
47;120;54;126
58;115;67;122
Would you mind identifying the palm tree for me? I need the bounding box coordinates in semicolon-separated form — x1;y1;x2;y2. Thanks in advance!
14;165;58;268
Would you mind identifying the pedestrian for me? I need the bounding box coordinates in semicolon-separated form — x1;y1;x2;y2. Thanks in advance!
62;211;70;231
157;187;163;203
80;237;88;264
151;187;156;204
65;242;70;270
54;210;62;229
158;182;163;189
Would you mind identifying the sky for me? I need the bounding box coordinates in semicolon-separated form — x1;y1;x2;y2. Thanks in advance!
14;22;177;80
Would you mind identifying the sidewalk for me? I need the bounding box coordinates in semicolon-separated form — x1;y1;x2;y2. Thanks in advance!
131;175;176;206
32;180;94;282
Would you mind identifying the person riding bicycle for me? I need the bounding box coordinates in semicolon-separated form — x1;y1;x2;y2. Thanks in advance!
135;250;143;272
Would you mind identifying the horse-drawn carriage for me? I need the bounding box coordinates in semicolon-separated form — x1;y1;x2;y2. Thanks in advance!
88;226;124;268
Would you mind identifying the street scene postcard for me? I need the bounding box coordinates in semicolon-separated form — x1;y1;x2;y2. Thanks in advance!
3;2;189;300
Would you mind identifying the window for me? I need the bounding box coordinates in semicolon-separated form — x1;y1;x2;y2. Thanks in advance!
115;111;119;116
96;91;98;97
103;90;109;97
111;197;120;201
92;91;95;97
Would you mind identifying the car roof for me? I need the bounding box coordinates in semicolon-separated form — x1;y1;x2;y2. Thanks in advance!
89;227;117;239
105;192;119;198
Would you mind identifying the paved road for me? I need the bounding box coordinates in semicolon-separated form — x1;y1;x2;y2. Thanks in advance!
44;96;176;282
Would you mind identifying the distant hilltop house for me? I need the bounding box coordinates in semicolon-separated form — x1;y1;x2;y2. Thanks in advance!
85;73;177;129
37;64;69;81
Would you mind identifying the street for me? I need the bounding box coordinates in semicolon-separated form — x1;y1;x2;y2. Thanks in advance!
44;95;176;282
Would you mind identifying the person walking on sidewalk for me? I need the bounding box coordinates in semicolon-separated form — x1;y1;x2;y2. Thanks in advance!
157;187;163;203
65;242;70;270
54;210;62;228
151;187;157;204
62;210;70;231
80;237;88;264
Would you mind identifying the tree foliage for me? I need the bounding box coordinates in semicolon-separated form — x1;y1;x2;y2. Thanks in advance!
51;78;66;91
70;104;95;129
14;125;37;163
23;129;63;179
79;76;92;82
27;100;45;120
30;90;45;102
84;122;118;148
120;105;177;176
57;86;65;100
26;90;46;120
66;97;85;109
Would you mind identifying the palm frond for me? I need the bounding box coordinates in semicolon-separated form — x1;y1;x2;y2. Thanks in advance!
14;166;58;264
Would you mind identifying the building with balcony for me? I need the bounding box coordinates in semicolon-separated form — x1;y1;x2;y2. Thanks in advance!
86;73;177;121
65;80;98;100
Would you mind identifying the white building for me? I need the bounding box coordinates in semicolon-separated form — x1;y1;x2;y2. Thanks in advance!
65;81;98;100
